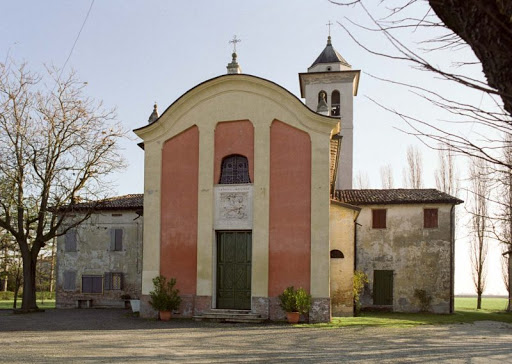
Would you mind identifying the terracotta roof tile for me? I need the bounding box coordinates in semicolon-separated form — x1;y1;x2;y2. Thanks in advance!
334;189;463;205
70;194;143;211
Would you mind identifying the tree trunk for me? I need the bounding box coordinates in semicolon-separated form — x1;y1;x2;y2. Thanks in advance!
49;237;56;293
477;293;482;310
509;253;512;312
20;253;38;311
13;266;21;309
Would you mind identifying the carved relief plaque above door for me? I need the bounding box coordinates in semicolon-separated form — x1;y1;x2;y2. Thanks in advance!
214;185;253;230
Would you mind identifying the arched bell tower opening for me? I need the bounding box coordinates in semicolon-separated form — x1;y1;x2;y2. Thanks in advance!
331;90;340;116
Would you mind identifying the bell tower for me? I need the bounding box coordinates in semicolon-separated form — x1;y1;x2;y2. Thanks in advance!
299;35;360;189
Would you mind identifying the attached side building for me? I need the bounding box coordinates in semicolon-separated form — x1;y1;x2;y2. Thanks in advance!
334;189;463;313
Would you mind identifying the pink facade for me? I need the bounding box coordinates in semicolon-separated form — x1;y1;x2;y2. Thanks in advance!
160;126;199;295
268;120;312;296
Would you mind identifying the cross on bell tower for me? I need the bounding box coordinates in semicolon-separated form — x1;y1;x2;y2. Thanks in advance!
326;21;333;37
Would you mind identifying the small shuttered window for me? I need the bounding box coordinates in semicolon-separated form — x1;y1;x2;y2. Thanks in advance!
372;209;387;229
110;229;123;251
424;208;438;228
63;271;76;291
65;229;77;252
82;276;103;294
374;270;393;305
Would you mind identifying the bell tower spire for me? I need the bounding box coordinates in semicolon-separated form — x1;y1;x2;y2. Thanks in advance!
298;33;361;189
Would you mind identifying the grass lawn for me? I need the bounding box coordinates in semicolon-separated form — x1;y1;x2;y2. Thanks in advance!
304;297;512;328
0;300;55;310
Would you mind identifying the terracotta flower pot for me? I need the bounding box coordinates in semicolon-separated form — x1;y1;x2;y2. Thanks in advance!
159;311;172;321
286;312;300;324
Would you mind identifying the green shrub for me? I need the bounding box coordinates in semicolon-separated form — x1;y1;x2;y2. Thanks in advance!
36;291;56;300
353;270;369;315
149;276;181;312
0;291;15;300
278;286;312;314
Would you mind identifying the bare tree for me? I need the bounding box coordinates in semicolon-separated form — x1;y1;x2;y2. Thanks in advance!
380;164;394;189
403;145;423;188
354;170;370;189
487;137;512;311
435;146;459;196
501;247;510;298
468;157;489;309
0;61;125;311
331;1;512;170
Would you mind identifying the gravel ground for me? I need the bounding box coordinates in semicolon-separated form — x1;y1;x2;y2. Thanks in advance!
0;309;511;363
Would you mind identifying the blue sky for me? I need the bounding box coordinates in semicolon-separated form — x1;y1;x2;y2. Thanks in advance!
1;1;506;296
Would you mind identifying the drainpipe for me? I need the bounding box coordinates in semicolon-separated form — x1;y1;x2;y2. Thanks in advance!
353;210;361;272
449;204;455;314
353;212;362;316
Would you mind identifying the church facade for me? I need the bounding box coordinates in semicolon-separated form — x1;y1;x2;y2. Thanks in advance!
133;38;361;322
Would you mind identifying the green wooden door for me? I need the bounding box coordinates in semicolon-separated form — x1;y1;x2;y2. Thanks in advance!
216;231;252;309
373;270;393;305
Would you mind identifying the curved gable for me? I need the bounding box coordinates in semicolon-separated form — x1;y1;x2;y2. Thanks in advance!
134;74;339;143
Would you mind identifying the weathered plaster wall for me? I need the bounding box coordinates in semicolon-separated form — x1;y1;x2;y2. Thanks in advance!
329;203;358;316
356;204;453;313
56;211;143;308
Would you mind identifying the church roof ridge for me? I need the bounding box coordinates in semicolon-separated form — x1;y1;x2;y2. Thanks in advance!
310;36;351;68
65;194;144;211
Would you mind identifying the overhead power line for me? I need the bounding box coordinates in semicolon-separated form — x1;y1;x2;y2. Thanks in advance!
56;0;95;83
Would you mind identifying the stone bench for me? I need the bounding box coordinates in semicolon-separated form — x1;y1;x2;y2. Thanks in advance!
75;298;93;308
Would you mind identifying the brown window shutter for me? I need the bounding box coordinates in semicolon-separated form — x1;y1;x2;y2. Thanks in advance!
82;276;92;293
65;229;77;252
424;208;438;228
372;209;386;229
63;271;76;290
92;277;103;293
115;229;123;251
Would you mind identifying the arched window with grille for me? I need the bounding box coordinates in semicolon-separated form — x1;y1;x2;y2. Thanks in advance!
219;154;251;184
331;90;340;116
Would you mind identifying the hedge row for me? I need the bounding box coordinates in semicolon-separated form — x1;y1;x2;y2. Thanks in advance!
0;291;56;300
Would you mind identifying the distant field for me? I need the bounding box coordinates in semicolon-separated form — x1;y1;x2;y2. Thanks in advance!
455;297;509;311
0;300;55;310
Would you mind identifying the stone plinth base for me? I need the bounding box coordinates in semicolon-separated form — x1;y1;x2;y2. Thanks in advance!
251;297;269;319
140;295;158;319
310;298;331;323
194;296;212;315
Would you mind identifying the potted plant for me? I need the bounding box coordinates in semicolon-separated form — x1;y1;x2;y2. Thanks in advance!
149;275;181;321
278;286;312;324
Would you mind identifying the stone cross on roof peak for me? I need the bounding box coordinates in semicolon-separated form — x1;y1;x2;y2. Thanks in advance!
229;35;241;53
